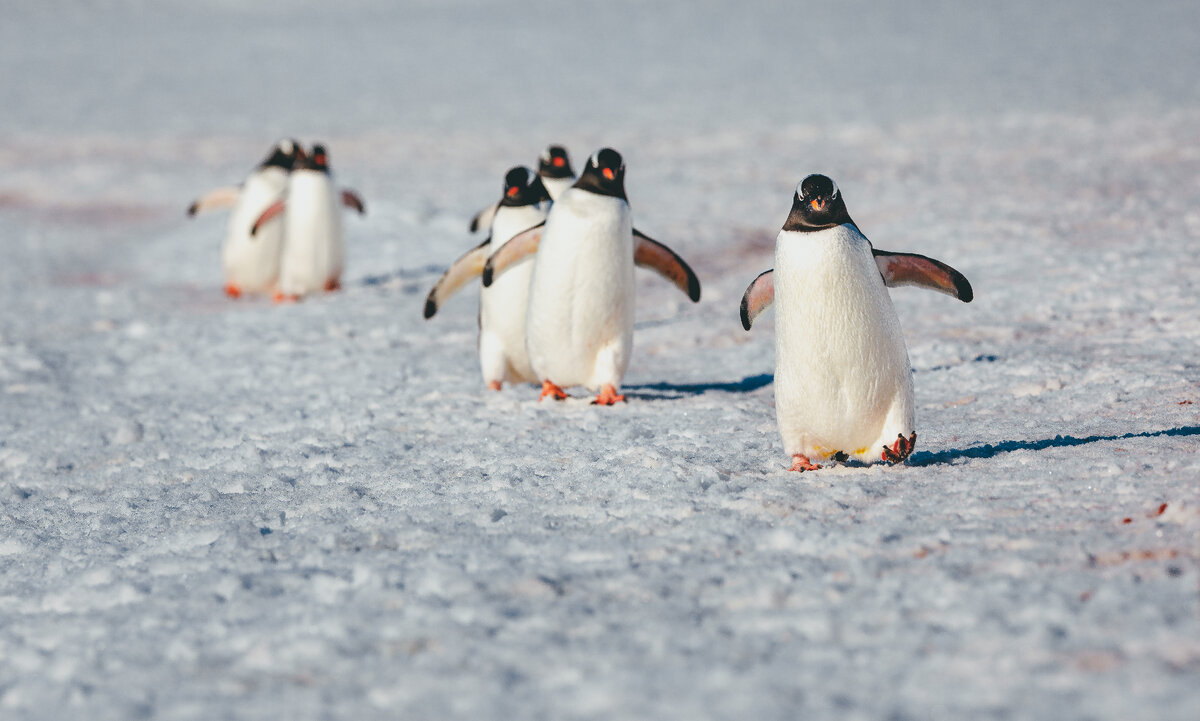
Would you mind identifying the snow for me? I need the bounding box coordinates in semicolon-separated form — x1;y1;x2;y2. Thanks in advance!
2;2;1199;720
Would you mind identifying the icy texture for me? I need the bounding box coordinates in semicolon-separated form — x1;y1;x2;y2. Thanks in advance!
2;2;1199;720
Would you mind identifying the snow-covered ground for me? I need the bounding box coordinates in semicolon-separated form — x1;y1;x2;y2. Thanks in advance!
2;2;1199;719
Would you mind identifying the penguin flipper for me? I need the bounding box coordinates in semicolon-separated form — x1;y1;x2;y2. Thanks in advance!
873;250;973;302
633;229;701;302
341;189;366;215
740;269;775;331
250;200;286;237
424;239;492;319
187;186;240;217
481;222;544;287
469;201;499;233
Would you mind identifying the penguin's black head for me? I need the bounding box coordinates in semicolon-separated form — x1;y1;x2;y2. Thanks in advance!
500;166;551;207
573;147;626;199
297;143;331;173
783;173;853;232
538;145;574;179
260;138;302;170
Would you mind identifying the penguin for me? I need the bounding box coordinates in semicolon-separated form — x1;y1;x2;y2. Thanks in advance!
251;144;366;302
424;166;552;390
469;145;576;233
186;138;301;298
739;174;973;471
482;148;701;405
534;144;577;200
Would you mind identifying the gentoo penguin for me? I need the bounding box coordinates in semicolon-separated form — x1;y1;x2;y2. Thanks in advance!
186;138;301;298
424;166;552;390
739;174;973;471
534;144;577;200
252;143;366;302
469;145;576;232
482;148;701;405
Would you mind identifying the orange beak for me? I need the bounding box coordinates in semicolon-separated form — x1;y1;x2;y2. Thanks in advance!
810;198;825;211
506;186;520;197
553;157;565;167
602;168;615;181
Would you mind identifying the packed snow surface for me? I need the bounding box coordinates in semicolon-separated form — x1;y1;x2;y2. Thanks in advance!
2;2;1199;719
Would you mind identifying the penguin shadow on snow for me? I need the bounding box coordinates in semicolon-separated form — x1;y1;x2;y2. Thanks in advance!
908;425;1200;466
360;265;446;288
623;373;774;400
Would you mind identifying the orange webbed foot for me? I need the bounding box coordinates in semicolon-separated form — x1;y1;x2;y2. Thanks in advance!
224;284;242;299
539;380;568;401
272;291;299;304
881;431;917;464
591;384;626;406
788;454;822;472
324;278;341;292
488;380;502;392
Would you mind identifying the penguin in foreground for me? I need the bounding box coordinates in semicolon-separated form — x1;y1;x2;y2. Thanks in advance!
483;148;701;405
252;144;366;302
740;174;973;471
186;138;301;298
469;145;575;233
424;166;553;390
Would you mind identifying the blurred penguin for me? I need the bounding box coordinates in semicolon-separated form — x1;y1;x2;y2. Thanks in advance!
251;143;365;302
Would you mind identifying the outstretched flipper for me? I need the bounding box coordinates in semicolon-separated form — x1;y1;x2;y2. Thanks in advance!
250;200;286;236
187;186;240;217
424;239;492;319
873;250;972;302
632;229;701;302
481;222;545;287
341;189;366;215
739;269;775;330
469;201;499;233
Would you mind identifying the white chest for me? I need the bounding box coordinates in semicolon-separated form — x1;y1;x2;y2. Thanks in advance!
772;224;914;458
279;170;344;293
525;189;636;387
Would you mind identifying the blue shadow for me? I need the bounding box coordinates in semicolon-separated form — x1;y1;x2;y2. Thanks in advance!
625;373;774;399
910;426;1200;466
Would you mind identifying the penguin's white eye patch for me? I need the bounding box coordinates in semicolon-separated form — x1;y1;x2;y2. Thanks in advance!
589;151;601;168
541;148;552;163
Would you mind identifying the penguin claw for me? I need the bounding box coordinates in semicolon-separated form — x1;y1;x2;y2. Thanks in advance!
882;432;917;464
539;380;568;402
789;454;821;472
224;284;242;299
591;384;626;406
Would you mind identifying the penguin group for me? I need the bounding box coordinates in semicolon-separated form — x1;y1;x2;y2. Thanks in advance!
187;139;366;302
427;146;700;405
427;145;973;471
191;141;975;472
